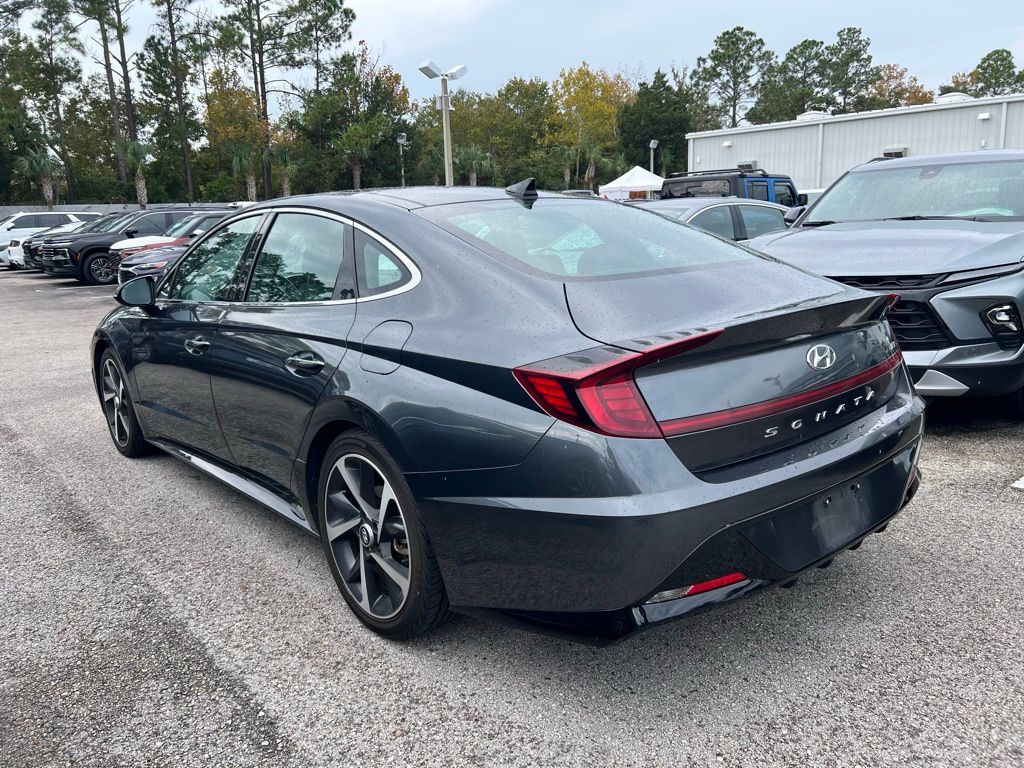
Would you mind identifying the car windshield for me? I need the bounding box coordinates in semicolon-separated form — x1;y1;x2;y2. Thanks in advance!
807;159;1024;223
72;216;117;234
418;198;755;278
94;213;137;232
165;215;202;236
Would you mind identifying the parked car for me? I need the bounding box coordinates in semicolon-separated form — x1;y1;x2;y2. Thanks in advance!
628;196;789;242
109;209;230;261
1;210;102;268
19;217;111;269
750;150;1024;414
560;189;598;198
116;243;187;284
41;208;197;284
661;168;803;206
94;183;923;643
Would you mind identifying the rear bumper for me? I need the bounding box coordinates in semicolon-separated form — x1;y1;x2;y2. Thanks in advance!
409;389;924;643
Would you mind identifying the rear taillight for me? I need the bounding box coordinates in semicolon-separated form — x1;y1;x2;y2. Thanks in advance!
513;329;722;439
647;571;748;603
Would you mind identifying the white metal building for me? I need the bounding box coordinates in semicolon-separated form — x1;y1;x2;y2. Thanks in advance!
686;93;1024;191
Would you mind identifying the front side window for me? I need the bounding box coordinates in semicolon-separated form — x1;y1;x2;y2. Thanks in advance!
246;213;349;303
808;159;1024;223
356;230;411;296
12;215;38;228
689;207;736;239
773;183;795;207
161;216;261;301
420;198;755;278
739;205;786;239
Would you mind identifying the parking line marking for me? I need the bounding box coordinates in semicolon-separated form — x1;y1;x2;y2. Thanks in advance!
1013;476;1024;490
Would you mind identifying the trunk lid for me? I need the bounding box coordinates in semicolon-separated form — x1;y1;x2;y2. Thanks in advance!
563;265;903;476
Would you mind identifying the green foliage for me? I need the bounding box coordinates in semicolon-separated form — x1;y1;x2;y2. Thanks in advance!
4;9;1024;205
618;70;689;174
693;26;774;128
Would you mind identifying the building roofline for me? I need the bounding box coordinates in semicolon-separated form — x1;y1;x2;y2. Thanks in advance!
685;93;1024;139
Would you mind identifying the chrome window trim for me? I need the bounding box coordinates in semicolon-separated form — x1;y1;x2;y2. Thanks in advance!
158;205;421;309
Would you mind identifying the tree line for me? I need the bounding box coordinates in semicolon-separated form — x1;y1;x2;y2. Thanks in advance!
2;4;1022;208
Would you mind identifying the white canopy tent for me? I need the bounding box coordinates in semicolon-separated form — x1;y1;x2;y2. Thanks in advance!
598;165;664;200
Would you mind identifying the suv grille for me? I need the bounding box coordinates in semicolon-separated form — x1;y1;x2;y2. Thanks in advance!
886;300;954;350
42;245;54;260
831;274;944;290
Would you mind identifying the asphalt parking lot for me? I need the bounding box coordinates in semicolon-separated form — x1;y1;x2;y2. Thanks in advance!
1;269;1023;767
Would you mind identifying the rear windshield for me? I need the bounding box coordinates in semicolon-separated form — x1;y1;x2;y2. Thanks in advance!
808;159;1024;222
418;198;756;278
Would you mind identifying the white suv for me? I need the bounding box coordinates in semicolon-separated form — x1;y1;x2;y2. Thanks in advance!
1;211;102;268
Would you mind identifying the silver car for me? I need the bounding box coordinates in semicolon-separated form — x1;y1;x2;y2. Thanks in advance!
628;197;790;243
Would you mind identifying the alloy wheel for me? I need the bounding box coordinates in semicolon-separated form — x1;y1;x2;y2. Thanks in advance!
323;453;411;620
90;256;115;284
101;359;130;447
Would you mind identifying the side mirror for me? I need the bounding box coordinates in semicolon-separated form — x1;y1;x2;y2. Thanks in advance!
796;193;808;207
115;276;156;307
784;206;806;226
124;228;138;237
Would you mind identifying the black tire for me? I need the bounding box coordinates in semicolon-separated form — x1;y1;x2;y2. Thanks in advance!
98;349;154;457
82;251;117;285
317;430;450;639
7;262;21;270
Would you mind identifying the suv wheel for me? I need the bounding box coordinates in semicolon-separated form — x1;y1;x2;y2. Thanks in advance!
83;251;117;285
99;349;153;457
317;431;450;639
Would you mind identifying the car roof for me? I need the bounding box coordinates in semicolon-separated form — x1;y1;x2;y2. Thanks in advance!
248;186;569;213
853;149;1024;172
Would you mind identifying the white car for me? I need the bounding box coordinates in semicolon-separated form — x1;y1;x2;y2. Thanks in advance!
2;210;102;268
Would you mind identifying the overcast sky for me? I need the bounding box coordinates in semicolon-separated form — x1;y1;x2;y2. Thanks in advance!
82;0;1024;103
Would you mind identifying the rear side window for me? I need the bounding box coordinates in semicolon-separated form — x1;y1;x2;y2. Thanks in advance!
36;213;67;227
739;205;787;239
773;183;795;207
689;207;736;239
420;198;755;278
355;230;412;297
246;212;349;303
664;179;730;198
161;216;261;302
748;181;769;201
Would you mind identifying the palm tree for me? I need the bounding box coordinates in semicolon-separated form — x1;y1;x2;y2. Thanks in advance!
549;145;575;190
231;149;259;202
419;147;445;186
13;149;61;210
118;139;151;209
658;147;675;178
454;144;498;186
339;116;386;191
579;139;605;190
268;145;301;197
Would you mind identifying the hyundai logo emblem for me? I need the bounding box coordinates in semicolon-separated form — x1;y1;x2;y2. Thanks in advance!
806;344;838;370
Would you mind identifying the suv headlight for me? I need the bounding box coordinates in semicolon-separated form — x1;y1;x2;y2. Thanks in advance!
9;239;20;248
940;263;1024;285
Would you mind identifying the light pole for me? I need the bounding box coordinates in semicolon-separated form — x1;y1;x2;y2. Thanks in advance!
419;60;468;187
397;133;410;187
649;139;659;174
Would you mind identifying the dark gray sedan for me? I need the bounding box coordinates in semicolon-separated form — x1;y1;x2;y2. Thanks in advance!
92;183;923;643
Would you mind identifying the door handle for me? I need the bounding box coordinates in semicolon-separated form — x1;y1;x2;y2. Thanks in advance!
184;335;211;355
285;351;326;376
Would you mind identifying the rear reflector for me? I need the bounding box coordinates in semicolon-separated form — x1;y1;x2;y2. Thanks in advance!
660;350;903;437
514;329;722;439
647;571;748;604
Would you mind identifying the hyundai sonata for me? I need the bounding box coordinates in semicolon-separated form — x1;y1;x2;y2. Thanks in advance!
92;182;924;643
